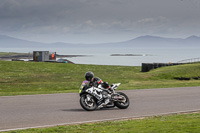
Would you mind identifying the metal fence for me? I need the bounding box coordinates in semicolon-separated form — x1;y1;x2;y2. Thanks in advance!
177;58;200;64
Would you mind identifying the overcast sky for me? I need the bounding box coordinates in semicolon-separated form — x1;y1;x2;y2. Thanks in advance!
0;0;200;43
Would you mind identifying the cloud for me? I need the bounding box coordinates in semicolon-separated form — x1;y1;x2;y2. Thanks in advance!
0;0;200;43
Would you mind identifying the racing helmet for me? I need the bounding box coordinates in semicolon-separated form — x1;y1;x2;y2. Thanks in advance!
85;71;94;81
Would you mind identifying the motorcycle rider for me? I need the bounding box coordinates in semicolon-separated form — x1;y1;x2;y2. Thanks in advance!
85;71;111;107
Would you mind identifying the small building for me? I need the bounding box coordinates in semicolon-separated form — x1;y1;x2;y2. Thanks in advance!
33;51;56;62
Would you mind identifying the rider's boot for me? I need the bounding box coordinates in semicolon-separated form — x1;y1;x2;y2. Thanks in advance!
99;99;109;108
98;96;110;108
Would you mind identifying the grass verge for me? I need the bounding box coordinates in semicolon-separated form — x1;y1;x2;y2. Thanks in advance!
4;112;200;133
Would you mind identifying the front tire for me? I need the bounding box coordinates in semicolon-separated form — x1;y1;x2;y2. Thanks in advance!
114;92;130;109
80;93;97;111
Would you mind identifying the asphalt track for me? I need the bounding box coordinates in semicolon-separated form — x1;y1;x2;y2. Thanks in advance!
1;87;200;132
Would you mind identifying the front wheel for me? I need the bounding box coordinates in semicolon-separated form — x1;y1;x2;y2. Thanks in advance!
114;92;130;109
80;93;97;111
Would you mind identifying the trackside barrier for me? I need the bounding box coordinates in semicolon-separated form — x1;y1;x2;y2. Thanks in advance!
141;63;183;72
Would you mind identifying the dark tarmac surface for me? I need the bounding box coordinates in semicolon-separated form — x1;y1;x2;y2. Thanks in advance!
1;87;200;131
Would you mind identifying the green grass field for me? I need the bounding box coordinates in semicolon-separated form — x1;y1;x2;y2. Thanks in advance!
5;112;200;133
1;60;200;132
0;52;30;57
0;60;200;96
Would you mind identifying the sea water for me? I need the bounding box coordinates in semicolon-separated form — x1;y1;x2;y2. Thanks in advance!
1;47;200;66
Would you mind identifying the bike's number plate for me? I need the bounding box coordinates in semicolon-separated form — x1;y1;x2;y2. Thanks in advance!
79;80;89;93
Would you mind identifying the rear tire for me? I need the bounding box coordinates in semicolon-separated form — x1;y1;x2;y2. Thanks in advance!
114;92;129;109
80;93;97;111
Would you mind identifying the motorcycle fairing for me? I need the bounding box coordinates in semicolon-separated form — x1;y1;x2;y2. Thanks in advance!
86;87;103;101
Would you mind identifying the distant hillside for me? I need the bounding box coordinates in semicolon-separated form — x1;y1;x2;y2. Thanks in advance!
101;35;200;48
0;34;48;48
0;34;91;48
1;34;200;48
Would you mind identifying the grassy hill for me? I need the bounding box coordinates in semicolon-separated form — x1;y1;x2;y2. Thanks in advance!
0;60;200;96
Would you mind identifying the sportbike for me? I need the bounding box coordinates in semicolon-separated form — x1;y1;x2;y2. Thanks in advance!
79;81;130;111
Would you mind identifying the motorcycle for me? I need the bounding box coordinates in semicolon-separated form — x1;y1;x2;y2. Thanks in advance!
79;81;130;111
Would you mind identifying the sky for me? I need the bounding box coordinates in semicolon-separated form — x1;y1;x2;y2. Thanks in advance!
0;0;200;44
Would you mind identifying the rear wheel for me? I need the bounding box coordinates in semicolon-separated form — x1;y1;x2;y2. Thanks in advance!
114;92;129;109
80;93;97;111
